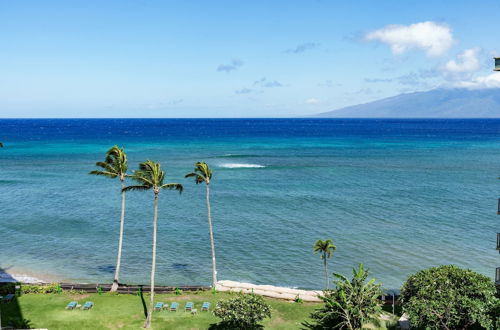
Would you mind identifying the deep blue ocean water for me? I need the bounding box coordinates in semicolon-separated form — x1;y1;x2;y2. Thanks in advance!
0;118;499;289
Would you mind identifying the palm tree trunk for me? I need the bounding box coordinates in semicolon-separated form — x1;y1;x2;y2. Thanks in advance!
111;182;126;292
324;255;328;290
206;184;217;287
144;193;158;328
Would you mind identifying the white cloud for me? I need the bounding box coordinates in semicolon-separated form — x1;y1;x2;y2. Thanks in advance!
444;48;481;73
305;98;321;104
365;21;454;57
453;72;500;89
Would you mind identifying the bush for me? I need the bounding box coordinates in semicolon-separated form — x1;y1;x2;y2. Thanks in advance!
212;293;271;329
400;265;500;329
305;264;382;330
20;283;59;294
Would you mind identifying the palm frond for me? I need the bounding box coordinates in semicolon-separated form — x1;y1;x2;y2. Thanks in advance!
89;170;118;178
186;162;212;184
161;183;183;193
90;145;128;179
313;239;336;259
122;185;151;192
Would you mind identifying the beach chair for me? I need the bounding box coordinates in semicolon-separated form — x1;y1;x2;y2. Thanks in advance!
170;302;178;312
2;294;15;303
154;302;164;311
201;302;210;311
185;302;194;312
82;301;94;310
65;301;77;310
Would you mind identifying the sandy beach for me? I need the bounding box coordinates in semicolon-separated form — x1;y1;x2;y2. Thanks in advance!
0;267;62;284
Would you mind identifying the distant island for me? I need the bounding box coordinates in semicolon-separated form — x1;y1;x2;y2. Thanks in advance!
316;88;500;118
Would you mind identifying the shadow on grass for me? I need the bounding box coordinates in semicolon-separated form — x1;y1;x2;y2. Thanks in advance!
208;321;264;329
138;285;147;318
0;267;31;328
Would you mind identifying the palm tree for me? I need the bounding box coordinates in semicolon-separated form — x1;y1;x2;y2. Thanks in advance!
313;239;336;289
185;162;218;288
89;146;128;292
123;160;182;329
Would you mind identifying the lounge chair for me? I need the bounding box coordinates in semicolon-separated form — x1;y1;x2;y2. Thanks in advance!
2;294;15;303
66;301;77;310
82;301;94;310
201;302;210;311
170;302;178;312
154;302;164;311
185;302;194;312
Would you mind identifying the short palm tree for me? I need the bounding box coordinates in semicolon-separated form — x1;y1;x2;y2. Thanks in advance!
185;162;218;288
313;239;336;289
123;160;182;329
89;146;128;292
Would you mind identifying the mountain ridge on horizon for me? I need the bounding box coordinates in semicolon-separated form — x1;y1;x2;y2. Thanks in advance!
316;88;500;118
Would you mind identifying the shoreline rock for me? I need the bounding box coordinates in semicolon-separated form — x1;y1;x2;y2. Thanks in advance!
216;280;323;302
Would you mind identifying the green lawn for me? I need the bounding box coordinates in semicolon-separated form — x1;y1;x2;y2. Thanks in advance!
1;291;399;329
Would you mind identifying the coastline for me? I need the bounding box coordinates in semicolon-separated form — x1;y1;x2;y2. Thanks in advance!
0;267;63;284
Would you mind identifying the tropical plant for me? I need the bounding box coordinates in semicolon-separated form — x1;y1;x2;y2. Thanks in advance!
123;160;182;328
89;146;128;292
212;293;271;329
400;265;500;329
305;264;382;330
185;162;218;287
313;239;336;289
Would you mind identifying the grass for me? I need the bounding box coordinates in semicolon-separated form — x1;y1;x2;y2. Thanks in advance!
1;291;399;329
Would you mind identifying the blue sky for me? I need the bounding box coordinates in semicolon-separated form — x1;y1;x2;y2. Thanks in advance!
1;0;499;117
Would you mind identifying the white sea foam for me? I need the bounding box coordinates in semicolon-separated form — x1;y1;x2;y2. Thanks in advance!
219;163;265;168
0;272;44;283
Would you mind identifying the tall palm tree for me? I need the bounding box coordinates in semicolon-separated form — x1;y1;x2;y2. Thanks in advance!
123;160;182;329
89;146;128;292
313;239;336;289
185;162;218;288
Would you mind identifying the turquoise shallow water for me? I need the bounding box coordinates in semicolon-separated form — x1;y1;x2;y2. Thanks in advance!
0;119;499;289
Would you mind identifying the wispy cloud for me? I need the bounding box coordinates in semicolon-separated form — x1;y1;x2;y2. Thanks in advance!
444;48;481;73
317;80;342;87
365;21;454;57
365;78;393;83
167;99;183;105
452;72;500;89
217;59;244;73
235;88;255;94
285;42;319;54
305;98;321;104
253;77;283;88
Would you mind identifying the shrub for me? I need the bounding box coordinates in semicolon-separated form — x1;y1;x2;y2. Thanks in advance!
400;265;500;329
212;293;271;329
305;264;382;330
20;283;59;294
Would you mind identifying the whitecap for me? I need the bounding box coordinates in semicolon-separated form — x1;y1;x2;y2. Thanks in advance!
219;163;265;168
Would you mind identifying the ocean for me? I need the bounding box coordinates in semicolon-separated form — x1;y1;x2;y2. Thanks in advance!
0;118;499;290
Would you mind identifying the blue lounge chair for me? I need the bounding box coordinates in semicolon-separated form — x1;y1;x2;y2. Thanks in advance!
170;302;178;312
66;301;77;310
201;302;210;311
82;301;94;310
154;302;164;311
2;294;15;303
185;302;194;311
